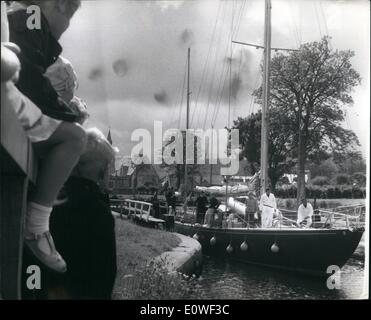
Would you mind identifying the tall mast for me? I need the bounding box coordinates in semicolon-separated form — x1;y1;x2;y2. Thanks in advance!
184;48;190;199
260;0;271;195
209;124;213;185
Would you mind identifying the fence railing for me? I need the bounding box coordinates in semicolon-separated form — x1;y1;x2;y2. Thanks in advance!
111;199;165;223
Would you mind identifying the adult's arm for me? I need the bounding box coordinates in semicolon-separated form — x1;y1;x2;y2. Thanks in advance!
8;11;78;122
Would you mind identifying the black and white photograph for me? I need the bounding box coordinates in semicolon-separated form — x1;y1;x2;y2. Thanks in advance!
0;0;369;304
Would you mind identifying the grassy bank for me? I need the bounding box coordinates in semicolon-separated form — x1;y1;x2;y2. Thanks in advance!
114;218;180;275
112;218;201;300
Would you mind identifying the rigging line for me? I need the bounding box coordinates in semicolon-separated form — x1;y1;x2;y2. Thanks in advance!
177;56;189;129
210;48;229;127
210;35;236;127
231;0;246;43
212;68;227;127
318;0;332;51
246;48;264;117
288;0;301;48
313;1;323;39
210;0;246;128
247;68;261;117
228;0;244;127
195;1;227;129
190;1;222;128
170;57;188;125
199;1;229;129
200;1;231;129
232;49;244;121
228;0;235;129
319;0;329;36
230;0;247;124
297;0;303;45
171;57;187;125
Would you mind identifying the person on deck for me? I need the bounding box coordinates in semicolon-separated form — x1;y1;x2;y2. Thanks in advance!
195;192;208;224
259;188;277;228
204;197;221;228
297;198;314;227
245;192;258;227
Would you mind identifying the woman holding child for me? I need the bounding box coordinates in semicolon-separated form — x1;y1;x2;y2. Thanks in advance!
3;0;119;299
4;0;86;273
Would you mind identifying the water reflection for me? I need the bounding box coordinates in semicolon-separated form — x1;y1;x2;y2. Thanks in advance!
193;256;365;300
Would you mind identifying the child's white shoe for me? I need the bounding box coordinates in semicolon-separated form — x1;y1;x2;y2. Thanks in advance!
24;231;67;273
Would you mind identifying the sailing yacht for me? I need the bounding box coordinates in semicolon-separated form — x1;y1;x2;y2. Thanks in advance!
172;0;365;276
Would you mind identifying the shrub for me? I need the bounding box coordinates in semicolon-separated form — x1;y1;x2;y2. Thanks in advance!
352;172;366;187
311;176;330;186
275;184;365;199
333;174;351;185
113;260;203;300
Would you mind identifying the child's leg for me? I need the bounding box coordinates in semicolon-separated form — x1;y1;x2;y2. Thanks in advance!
31;122;87;207
24;122;86;273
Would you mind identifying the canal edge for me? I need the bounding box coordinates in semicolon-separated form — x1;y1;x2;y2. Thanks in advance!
111;211;203;275
153;233;203;276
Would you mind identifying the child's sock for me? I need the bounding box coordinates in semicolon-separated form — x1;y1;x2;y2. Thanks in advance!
25;202;52;235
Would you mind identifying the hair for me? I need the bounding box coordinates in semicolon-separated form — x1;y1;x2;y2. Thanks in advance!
209;197;219;209
20;0;81;16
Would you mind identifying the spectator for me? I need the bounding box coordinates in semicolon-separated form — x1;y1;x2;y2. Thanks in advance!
151;191;160;219
4;0;86;272
166;187;176;215
49;128;118;299
195;192;208;224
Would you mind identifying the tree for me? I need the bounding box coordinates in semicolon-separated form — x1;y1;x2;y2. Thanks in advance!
161;130;201;194
333;150;366;175
234;110;296;191
254;36;361;206
308;157;339;179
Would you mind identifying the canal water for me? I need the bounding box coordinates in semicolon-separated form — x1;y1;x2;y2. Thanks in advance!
189;255;366;300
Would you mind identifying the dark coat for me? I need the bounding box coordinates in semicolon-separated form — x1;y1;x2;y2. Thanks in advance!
7;8;79;122
50;177;117;300
195;195;208;214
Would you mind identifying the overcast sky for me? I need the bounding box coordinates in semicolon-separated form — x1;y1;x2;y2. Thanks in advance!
60;0;370;161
